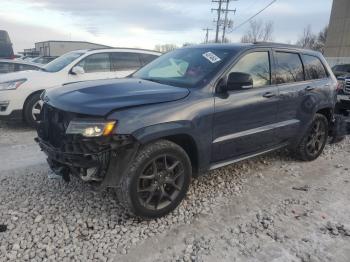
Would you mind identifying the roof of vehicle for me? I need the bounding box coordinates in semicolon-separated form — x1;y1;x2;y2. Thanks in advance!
184;42;321;55
85;47;162;55
0;59;43;67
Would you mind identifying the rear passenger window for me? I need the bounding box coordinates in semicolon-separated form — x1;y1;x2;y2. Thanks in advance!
111;52;142;71
275;52;304;84
140;54;158;66
303;55;327;80
78;53;111;73
230;51;271;88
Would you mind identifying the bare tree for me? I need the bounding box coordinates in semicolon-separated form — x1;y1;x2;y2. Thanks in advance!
154;44;178;53
296;25;328;53
296;25;317;49
240;20;274;43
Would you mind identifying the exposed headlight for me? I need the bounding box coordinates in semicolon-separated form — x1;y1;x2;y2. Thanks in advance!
66;119;116;137
0;79;27;91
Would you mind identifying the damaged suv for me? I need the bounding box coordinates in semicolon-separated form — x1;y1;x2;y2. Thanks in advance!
36;43;338;218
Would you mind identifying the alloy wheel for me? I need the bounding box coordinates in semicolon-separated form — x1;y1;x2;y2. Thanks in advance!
31;100;43;122
137;154;185;211
306;119;327;156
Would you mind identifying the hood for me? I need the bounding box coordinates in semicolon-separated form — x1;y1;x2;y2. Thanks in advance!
0;69;47;82
44;78;190;116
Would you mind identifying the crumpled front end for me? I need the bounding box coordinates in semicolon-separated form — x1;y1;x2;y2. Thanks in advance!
35;103;138;187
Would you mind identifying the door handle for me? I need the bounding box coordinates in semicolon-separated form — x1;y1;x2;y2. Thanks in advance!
305;86;315;91
262;92;276;98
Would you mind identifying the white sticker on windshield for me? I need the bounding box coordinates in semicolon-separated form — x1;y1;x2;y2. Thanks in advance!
202;52;221;63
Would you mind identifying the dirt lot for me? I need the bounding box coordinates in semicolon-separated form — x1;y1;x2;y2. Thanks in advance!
0;121;349;262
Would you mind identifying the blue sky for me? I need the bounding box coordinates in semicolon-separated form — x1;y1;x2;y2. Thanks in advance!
1;0;333;52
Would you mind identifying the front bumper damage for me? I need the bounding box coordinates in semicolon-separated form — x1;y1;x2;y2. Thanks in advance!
36;135;139;188
35;103;139;188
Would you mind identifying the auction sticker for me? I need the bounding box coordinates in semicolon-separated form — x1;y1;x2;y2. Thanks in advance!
202;52;221;63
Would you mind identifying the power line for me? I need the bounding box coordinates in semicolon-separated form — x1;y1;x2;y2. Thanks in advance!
231;0;277;31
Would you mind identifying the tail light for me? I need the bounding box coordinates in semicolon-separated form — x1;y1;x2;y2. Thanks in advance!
336;81;344;92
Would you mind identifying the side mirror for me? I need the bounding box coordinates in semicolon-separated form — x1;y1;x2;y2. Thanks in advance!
71;66;85;75
226;72;253;91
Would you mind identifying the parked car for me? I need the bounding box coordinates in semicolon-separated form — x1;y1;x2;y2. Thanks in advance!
335;75;350;114
30;56;58;65
36;43;338;218
0;48;161;126
332;64;350;78
0;59;42;74
0;30;14;59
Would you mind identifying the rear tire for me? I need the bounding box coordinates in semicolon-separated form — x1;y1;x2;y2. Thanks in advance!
294;113;329;161
115;140;192;218
23;93;43;128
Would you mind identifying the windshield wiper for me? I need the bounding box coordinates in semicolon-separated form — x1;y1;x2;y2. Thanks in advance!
141;78;163;84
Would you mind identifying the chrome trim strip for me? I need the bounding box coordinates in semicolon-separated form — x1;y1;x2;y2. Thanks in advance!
209;143;288;170
213;119;300;144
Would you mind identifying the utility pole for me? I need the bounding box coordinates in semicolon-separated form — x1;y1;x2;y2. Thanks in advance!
212;0;223;43
212;0;237;43
202;28;213;43
222;0;236;43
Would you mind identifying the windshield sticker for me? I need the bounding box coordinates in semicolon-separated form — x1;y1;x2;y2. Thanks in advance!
202;52;221;63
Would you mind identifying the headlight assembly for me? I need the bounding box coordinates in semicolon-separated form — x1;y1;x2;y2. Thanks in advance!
0;79;27;91
66;119;116;137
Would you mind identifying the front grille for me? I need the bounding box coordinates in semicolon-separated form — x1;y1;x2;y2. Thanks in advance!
39;104;76;148
344;79;350;94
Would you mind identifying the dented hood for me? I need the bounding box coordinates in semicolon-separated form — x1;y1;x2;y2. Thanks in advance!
44;78;190;116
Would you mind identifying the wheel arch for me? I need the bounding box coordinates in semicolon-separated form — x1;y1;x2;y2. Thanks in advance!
22;89;44;122
132;123;201;176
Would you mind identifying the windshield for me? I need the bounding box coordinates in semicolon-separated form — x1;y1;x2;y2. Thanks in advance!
132;47;235;87
43;51;85;72
333;64;350;72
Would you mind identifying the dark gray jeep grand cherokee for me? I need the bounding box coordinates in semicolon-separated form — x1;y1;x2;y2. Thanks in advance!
36;43;338;218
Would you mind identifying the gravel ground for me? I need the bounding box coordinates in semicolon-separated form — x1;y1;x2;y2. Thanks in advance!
0;121;349;262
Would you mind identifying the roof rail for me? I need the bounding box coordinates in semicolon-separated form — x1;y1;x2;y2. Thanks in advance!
253;41;300;48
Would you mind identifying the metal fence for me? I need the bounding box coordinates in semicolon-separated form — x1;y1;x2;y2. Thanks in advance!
325;57;350;67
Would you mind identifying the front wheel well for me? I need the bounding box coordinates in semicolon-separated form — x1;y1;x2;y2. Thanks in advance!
162;134;199;176
23;90;44;112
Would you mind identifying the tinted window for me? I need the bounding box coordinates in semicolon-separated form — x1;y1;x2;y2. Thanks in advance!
230;52;271;88
303;55;327;80
140;54;158;66
275;52;304;84
0;62;15;73
78;53;111;73
17;64;39;71
332;64;350;72
111;52;142;71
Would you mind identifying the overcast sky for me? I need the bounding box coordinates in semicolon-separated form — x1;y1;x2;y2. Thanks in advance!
1;0;333;53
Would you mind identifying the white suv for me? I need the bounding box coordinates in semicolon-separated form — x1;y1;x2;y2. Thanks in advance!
0;48;161;126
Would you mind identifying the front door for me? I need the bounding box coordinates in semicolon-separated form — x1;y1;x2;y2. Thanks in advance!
212;50;279;163
68;53;115;83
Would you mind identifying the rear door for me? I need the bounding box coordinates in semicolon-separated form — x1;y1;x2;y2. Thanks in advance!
110;52;143;78
273;50;312;142
212;49;280;162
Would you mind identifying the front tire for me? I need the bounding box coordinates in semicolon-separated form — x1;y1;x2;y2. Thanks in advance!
294;113;329;161
23;93;43;128
116;140;192;218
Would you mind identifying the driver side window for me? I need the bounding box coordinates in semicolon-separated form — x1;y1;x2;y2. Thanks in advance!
77;53;111;73
230;52;271;88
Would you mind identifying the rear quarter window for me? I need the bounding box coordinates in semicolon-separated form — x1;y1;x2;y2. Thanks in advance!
302;55;328;80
